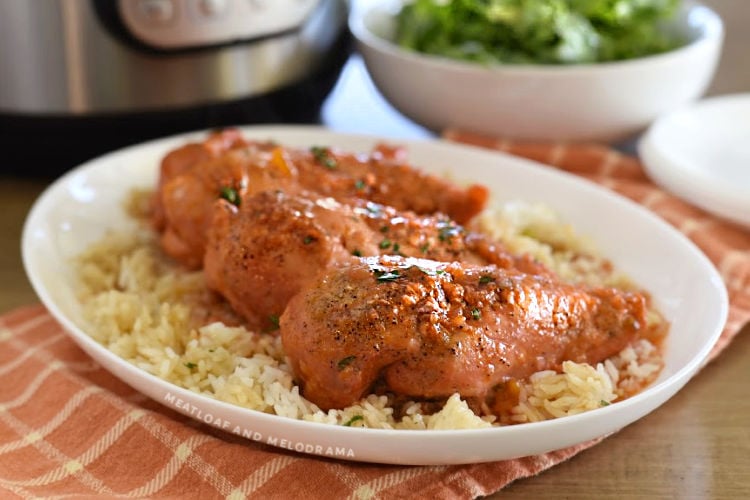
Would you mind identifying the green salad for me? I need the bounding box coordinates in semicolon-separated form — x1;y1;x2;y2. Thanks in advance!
395;0;684;64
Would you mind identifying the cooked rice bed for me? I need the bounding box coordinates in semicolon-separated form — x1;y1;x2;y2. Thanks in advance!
75;200;664;430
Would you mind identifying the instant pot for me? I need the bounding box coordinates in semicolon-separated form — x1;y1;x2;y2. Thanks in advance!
0;0;350;175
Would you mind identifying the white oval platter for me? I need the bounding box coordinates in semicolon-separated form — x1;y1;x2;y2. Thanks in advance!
22;126;728;465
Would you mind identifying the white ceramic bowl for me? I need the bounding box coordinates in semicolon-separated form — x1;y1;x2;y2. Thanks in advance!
350;0;724;142
22;126;727;465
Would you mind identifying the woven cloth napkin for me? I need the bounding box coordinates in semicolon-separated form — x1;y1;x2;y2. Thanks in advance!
2;133;748;499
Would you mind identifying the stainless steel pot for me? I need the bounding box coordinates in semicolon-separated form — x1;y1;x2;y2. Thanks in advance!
0;0;350;174
0;0;348;114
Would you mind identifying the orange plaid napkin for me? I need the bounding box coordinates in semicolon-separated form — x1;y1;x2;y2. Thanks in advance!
2;134;748;499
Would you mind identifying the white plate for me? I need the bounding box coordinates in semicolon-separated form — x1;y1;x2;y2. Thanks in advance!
22;126;728;465
639;93;750;229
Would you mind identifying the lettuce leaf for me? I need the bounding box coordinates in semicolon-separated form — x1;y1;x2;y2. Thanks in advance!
395;0;682;64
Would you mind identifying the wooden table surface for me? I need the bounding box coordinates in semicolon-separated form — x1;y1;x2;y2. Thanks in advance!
2;0;748;496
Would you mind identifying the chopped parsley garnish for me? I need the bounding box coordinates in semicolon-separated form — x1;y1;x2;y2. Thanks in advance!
392;243;400;253
184;362;197;370
479;275;494;285
267;314;280;331
310;146;337;169
471;308;481;320
380;226;389;233
343;415;364;427
437;222;462;242
337;355;356;370
374;269;400;282
414;266;446;277
379;239;392;250
219;186;241;207
365;202;381;215
600;400;611;407
420;244;430;253
303;235;315;245
355;179;366;190
352;249;362;257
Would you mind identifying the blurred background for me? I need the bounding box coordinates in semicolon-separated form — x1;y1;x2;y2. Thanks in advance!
703;0;749;94
0;0;746;176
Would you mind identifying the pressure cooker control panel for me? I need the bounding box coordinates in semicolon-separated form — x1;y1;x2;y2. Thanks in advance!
117;0;321;50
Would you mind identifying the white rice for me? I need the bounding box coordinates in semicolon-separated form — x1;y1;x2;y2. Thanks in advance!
75;200;664;430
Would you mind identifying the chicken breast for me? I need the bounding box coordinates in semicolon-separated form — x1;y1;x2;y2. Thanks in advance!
153;131;488;268
203;191;544;330
152;128;252;232
279;256;649;410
